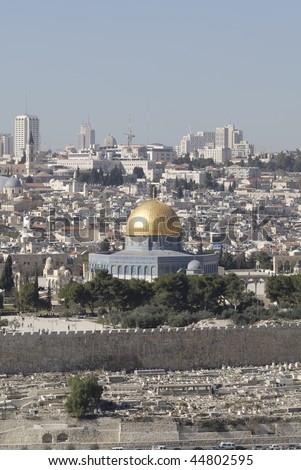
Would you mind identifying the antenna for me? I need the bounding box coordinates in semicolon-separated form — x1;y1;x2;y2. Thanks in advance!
25;93;28;114
147;101;150;145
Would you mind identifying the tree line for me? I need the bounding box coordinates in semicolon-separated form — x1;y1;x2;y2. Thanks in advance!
75;166;124;186
57;269;265;327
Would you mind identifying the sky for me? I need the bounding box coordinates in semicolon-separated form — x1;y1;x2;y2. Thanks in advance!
1;0;301;153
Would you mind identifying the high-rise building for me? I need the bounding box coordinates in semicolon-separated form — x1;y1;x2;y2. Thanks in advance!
215;126;229;148
215;124;243;149
178;131;215;155
14;114;39;160
0;133;14;157
77;121;95;150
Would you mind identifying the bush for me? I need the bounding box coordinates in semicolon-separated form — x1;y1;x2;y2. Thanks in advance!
168;311;203;327
231;306;272;325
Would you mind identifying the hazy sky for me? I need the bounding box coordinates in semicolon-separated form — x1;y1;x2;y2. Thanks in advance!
1;0;300;152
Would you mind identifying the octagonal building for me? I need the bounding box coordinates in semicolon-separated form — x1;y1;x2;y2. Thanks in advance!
89;199;219;281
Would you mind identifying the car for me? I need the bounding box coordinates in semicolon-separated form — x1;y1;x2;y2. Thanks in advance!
252;445;265;450
287;444;299;450
218;442;235;450
268;444;282;450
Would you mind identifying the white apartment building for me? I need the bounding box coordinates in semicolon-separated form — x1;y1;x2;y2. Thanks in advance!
178;131;215;155
147;144;177;162
231;141;255;159
200;147;232;164
118;158;156;179
0;133;14;158
215;124;243;149
120;145;147;159
225;166;261;179
14;114;39;160
56;152;102;170
77;121;95;151
161;168;206;186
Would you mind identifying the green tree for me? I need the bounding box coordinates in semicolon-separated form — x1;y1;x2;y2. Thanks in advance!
18;282;39;311
218;251;236;269
58;281;89;313
255;251;273;270
99;238;110;253
65;374;103;418
125;278;154;310
45;284;52;311
19;150;26;164
187;275;206;311
104;166;123;186
0;255;14;293
202;274;227;312
177;185;184;199
265;275;295;305
153;272;190;311
85;270;124;314
133;166;145;179
224;273;245;310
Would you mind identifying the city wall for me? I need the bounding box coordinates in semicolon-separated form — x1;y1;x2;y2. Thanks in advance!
0;324;301;375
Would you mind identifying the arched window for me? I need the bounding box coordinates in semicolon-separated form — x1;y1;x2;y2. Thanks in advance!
42;433;52;443
137;266;143;278
125;265;130;278
278;261;283;273
57;433;68;443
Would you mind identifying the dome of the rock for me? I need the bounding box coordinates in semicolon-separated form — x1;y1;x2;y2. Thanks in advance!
126;199;182;237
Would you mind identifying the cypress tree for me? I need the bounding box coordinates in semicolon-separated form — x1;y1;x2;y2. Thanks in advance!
0;255;14;293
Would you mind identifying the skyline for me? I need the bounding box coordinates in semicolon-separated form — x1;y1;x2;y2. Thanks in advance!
1;0;301;152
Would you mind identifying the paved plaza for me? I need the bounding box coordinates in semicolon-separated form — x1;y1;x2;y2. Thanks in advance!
1;314;105;333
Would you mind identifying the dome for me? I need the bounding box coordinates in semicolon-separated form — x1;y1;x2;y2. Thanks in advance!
45;256;53;266
104;134;117;147
187;260;202;271
126;199;182;237
5;177;22;188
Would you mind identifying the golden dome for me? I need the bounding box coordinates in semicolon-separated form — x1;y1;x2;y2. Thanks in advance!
126;199;182;237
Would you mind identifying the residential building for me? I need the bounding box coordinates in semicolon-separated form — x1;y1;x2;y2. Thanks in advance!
215;124;243;150
0;133;14;158
231;141;255;159
200;147;232;164
77;121;95;150
14;114;39;161
178;131;215;156
147;144;177;162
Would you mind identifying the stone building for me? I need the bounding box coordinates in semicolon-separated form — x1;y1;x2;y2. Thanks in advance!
89;198;219;281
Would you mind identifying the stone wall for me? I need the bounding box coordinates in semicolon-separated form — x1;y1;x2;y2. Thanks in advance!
1;324;301;375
